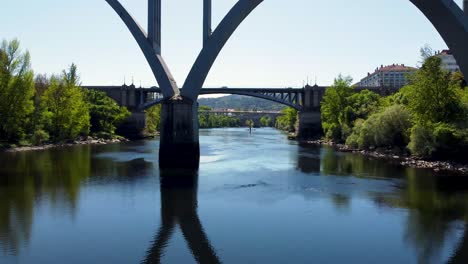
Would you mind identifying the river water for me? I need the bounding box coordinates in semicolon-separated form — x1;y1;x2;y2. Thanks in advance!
1;128;468;264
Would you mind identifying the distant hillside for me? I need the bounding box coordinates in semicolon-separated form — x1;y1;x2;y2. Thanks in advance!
198;95;285;111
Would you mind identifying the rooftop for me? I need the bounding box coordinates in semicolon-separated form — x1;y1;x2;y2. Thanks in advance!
372;64;417;74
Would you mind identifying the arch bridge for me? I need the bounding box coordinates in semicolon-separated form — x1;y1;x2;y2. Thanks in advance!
102;0;468;170
83;84;396;139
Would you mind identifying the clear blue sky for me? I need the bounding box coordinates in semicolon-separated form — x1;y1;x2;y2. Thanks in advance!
1;0;464;88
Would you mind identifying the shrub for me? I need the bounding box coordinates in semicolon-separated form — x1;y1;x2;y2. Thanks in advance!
31;129;50;145
408;124;436;158
348;105;412;149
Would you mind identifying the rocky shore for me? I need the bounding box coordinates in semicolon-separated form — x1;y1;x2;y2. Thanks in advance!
303;139;468;175
3;136;130;153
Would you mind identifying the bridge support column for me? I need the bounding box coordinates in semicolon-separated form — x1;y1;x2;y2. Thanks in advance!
297;112;322;139
297;85;323;139
159;98;200;171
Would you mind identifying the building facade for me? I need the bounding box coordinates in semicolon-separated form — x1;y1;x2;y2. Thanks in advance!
355;64;417;89
435;50;461;73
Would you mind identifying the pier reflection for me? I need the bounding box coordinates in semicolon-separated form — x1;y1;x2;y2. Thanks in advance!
143;172;221;264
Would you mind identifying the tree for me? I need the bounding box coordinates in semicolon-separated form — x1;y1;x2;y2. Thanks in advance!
245;119;254;133
145;105;161;134
28;74;51;140
276;107;298;132
320;75;353;141
419;44;434;65
42;64;90;141
260;116;272;127
0;39;35;142
85;89;130;136
403;56;463;124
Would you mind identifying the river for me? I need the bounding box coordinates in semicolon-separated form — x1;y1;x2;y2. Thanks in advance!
0;128;467;264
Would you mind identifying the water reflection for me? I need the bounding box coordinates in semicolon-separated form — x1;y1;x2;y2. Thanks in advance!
143;172;221;264
0;147;92;255
297;145;468;264
0;133;468;263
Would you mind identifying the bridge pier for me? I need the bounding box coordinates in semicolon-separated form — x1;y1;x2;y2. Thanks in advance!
297;112;322;139
297;85;324;139
159;98;200;171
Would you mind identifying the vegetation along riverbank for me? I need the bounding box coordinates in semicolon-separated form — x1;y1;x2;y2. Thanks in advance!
0;39;133;151
312;48;468;174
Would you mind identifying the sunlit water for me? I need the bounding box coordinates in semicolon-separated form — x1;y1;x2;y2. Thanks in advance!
1;128;468;264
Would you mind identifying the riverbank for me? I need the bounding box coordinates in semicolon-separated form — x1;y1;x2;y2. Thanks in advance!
2;136;130;153
303;139;468;175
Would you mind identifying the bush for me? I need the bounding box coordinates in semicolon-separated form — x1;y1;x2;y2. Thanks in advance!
348;105;412;149
31;129;49;145
18;139;32;147
408;123;436;158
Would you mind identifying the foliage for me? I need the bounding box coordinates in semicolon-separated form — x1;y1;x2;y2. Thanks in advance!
402;56;464;124
42;64;90;141
408;122;468;160
331;52;468;161
418;44;434;65
245;119;254;128
85;89;130;135
321;75;362;141
346;105;412;149
198;95;285;111
199;113;240;129
407;123;437;158
260;116;272;127
145;105;161;134
0;39;35;142
30;129;50;145
276;107;298;132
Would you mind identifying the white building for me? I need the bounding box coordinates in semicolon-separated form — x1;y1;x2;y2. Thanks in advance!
356;64;417;89
435;50;460;73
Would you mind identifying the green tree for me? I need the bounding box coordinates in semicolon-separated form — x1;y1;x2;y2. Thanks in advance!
260;116;272;127
0;39;35;142
145;105;161;134
27;74;51;143
42;64;90;141
320;75;353;141
402;56;463;124
276;107;298;132
84;89;130;136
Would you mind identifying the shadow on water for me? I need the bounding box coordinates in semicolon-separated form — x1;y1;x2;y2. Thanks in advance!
1;138;468;263
142;170;221;264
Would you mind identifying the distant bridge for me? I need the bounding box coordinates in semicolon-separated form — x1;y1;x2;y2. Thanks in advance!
83;84;397;112
83;84;398;139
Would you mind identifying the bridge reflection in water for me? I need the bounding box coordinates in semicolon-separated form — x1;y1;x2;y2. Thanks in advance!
143;172;221;264
1;139;468;263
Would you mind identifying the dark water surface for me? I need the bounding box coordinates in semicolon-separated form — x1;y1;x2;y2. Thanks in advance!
1;128;468;264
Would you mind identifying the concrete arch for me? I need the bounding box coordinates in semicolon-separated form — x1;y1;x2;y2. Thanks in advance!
181;0;264;100
105;0;179;98
409;0;468;76
180;0;467;101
